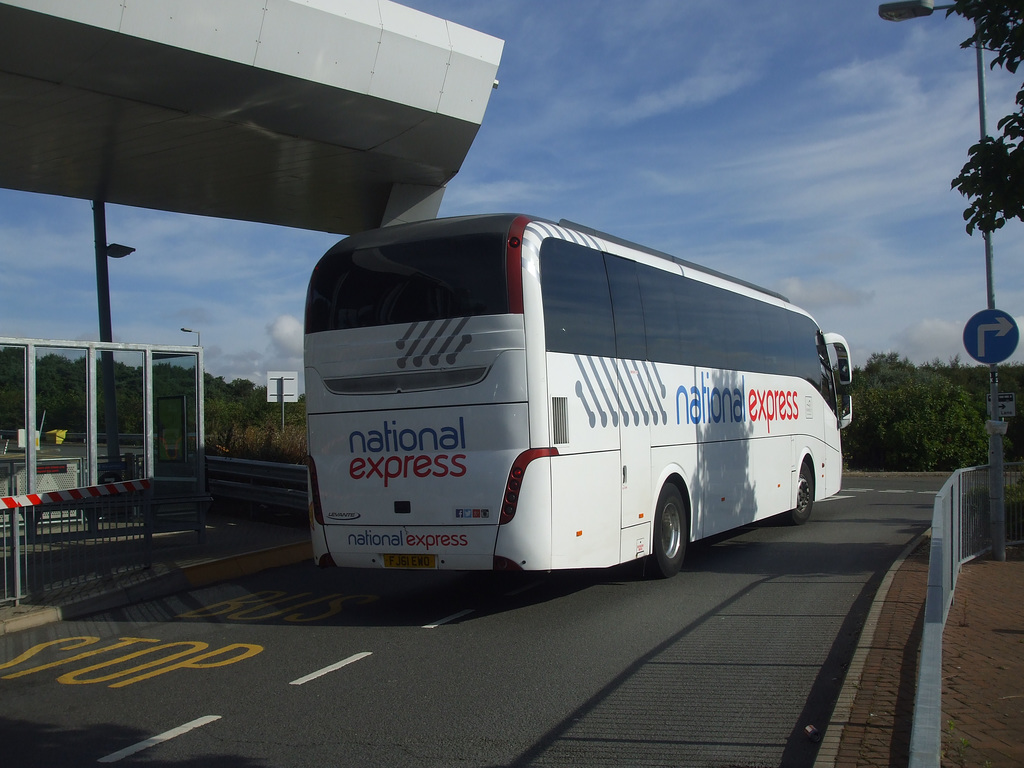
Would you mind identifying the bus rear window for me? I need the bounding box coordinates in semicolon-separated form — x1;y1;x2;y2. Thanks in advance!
306;233;508;332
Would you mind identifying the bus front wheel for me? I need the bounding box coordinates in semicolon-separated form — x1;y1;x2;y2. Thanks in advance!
649;483;686;579
788;463;815;525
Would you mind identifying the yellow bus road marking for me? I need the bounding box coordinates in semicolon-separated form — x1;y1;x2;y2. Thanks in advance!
98;715;222;763
176;590;378;622
1;636;262;687
289;652;372;686
1;637;160;678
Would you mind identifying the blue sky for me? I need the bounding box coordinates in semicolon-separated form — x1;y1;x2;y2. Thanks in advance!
2;0;1022;387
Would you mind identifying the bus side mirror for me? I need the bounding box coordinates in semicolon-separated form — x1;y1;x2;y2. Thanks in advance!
823;333;852;386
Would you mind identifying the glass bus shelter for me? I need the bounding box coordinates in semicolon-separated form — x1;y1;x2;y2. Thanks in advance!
0;338;206;518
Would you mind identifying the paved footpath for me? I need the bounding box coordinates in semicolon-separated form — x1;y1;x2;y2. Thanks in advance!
941;554;1024;768
826;542;1024;768
829;541;929;768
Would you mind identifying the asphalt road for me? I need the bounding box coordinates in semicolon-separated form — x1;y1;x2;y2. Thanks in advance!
0;474;939;768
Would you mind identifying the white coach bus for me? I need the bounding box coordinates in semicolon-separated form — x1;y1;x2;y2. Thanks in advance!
304;215;852;578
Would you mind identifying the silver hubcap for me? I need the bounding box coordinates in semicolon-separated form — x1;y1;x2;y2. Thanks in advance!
796;476;811;513
660;500;682;559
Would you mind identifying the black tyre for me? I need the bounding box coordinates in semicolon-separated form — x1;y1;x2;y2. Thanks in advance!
649;483;686;578
788;463;815;525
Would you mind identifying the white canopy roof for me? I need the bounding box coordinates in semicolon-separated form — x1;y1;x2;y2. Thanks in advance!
0;0;503;233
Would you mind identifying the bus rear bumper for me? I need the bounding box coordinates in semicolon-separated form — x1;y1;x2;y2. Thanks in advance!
317;523;499;571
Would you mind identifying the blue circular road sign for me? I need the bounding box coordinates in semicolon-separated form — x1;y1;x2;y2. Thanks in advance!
963;309;1019;364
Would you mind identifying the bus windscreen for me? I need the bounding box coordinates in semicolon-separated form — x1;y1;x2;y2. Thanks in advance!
305;233;508;333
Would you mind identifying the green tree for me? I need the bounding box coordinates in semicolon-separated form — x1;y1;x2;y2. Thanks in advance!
950;0;1024;234
203;372;306;461
844;353;989;470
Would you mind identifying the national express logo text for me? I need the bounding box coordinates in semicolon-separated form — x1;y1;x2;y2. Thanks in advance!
346;530;469;549
676;372;800;434
348;417;467;487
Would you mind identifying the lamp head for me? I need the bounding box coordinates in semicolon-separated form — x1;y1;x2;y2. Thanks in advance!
106;243;135;258
878;1;935;21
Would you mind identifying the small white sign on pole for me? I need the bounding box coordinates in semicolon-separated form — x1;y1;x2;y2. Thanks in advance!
267;371;299;430
987;392;1016;418
267;372;299;403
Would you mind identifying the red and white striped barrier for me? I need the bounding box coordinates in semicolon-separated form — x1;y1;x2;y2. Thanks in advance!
1;479;152;510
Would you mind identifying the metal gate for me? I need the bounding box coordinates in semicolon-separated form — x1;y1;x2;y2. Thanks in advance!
2;479;152;605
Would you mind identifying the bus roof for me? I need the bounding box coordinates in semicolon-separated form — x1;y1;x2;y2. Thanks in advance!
558;219;790;304
325;213;791;305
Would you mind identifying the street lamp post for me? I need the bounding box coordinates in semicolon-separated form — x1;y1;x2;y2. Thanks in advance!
878;0;1006;561
93;201;136;479
180;327;201;347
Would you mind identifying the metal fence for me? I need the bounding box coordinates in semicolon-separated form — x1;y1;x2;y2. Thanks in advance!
206;456;307;511
2;479;152;606
908;462;1023;768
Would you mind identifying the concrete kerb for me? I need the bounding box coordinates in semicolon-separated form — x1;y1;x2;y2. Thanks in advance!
0;540;312;636
812;531;928;768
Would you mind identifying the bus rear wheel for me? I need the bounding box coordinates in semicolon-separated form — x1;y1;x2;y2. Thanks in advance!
788;463;815;525
649;483;686;578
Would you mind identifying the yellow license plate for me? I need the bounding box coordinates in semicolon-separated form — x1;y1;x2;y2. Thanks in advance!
382;553;437;569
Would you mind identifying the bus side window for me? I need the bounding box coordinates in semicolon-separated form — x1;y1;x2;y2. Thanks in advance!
604;254;647;361
539;239;615;357
636;267;682;364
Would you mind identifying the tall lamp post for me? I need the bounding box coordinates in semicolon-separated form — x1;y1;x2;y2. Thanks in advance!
878;0;1006;561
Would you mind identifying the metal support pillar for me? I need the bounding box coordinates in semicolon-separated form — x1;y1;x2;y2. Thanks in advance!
93;200;121;476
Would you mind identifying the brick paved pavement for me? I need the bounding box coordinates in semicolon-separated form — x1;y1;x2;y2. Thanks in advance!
830;540;929;768
941;553;1024;768
826;542;1024;768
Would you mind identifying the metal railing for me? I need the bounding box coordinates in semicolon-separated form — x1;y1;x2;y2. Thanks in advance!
205;456;308;512
908;462;1023;767
2;480;153;606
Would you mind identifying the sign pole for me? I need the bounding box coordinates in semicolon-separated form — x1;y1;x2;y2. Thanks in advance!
266;371;299;433
963;308;1018;562
975;26;1008;562
988;363;1005;561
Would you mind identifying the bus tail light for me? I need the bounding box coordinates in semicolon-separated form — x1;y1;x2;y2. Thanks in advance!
305;455;325;526
500;448;557;525
506;216;529;314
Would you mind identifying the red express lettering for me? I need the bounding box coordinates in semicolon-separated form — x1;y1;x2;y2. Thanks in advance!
747;389;799;433
349;454;467;487
406;533;469;549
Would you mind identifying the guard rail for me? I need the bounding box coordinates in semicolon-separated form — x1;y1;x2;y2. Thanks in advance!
909;462;1023;767
205;456;308;512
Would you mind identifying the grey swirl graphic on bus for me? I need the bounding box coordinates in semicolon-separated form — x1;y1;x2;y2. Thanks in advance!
396;319;472;369
573;356;667;428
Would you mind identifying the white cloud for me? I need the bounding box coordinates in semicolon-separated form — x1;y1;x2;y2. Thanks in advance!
776;277;873;311
268;315;304;357
892;318;967;364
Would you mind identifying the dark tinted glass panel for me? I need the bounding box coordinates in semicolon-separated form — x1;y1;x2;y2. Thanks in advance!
816;333;839;413
540;239;615;356
724;292;764;372
758;304;794;375
305;233;507;332
790;313;827;385
676;279;758;370
632;259;824;377
637;267;682;364
675;276;713;366
604;254;647;360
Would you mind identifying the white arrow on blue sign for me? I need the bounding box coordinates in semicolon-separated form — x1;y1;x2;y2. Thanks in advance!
962;309;1019;364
